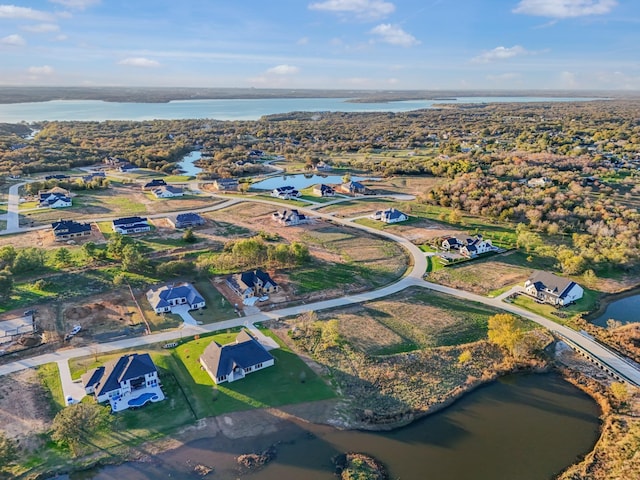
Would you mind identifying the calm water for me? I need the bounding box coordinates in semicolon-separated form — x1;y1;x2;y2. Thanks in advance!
592;294;640;326
250;174;374;191
76;374;600;480
176;150;203;176
0;97;604;122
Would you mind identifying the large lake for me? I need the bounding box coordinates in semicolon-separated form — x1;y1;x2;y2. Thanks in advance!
73;374;600;480
0;97;604;122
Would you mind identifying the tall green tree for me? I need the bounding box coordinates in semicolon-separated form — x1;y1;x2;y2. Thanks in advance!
487;313;525;356
54;247;72;267
51;403;112;456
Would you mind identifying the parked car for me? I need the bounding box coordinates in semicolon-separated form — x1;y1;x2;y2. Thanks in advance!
65;396;77;406
70;325;81;335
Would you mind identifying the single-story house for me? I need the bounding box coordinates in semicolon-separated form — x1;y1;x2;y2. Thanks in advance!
226;269;279;299
340;181;367;195
200;330;275;384
142;179;167;190
39;188;72;208
112;216;151;234
52;219;92;241
117;163;137;172
527;177;551;188
524;271;584;307
82;353;164;412
313;184;335;197
146;282;206;313
152;185;184;198
168;212;205;229
213;178;239;191
371;208;408;223
272;209;307;226
81;172;106;183
44;174;70;181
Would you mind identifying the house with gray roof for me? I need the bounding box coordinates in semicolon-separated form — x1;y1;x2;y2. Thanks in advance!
371;208;408;224
524;271;584;307
81;353;164;412
200;330;275;384
152;185;184;198
226;269;279;299
168;212;205;229
213;178;239;191
272;209;307;226
52;219;92;241
146;282;206;313
112;216;151;234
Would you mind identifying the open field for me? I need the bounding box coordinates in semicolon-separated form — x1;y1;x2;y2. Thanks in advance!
429;258;531;295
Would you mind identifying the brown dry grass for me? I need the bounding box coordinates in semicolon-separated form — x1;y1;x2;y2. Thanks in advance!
330;308;405;354
430;260;530;295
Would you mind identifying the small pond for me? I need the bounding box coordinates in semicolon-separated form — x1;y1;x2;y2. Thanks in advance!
592;294;640;326
250;174;375;191
176;150;203;176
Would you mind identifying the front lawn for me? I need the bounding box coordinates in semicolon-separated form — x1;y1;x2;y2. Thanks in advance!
511;288;600;324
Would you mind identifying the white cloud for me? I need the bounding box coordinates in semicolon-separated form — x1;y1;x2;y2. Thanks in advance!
1;34;26;46
118;57;160;68
266;64;300;75
0;5;54;21
297;37;309;45
472;45;529;63
49;0;100;9
370;24;419;47
309;0;395;21
28;65;54;75
22;23;60;33
560;71;579;88
513;0;617;18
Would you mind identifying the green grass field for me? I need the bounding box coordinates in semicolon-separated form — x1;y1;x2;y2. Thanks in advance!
37;363;65;414
511;288;600;325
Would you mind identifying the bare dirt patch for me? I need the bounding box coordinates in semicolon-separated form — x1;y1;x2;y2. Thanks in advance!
62;291;145;344
0;369;53;443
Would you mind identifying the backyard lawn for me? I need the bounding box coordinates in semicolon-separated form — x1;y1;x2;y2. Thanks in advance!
511;288;600;325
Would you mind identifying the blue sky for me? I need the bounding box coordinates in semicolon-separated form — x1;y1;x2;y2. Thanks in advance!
0;0;638;89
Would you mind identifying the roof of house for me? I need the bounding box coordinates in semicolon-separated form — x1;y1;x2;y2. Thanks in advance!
113;216;148;226
382;208;406;220
146;283;205;310
200;330;274;379
153;185;183;195
82;353;157;397
228;269;278;293
52;219;91;235
274;185;295;192
144;179;167;188
176;212;204;223
45;174;70;180
215;178;239;185
526;271;577;299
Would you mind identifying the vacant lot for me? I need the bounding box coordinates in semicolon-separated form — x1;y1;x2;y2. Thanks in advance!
429;258;531;295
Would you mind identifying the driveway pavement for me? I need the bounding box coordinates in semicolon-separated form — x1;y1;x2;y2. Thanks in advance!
56;359;86;404
171;305;200;326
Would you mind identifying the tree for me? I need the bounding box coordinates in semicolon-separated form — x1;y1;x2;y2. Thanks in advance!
121;244;148;273
0;268;13;300
182;228;196;243
51;403;112;456
82;241;98;260
54;247;72;267
610;382;630;403
12;247;46;274
458;350;472;364
0;432;17;470
487;313;525;355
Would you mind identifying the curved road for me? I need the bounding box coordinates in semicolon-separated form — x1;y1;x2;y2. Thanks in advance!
1;187;639;387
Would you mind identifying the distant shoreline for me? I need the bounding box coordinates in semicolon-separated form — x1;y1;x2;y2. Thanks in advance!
0;86;632;105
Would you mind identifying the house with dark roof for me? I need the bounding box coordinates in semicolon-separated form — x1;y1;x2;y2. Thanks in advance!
81;353;164;412
312;184;335;197
271;186;300;200
39;188;72;209
340;180;367;195
200;330;275;384
146;282;206;314
168;212;205;229
226;269;279;299
272;209;307;226
213;178;239;191
524;271;584;307
371;208;408;224
142;179;167;190
81;172;106;183
152;185;184;198
44;174;70;181
112;216;151;234
52;219;92;241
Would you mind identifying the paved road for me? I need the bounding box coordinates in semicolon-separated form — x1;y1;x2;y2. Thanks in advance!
3;181;27;233
1;187;639;387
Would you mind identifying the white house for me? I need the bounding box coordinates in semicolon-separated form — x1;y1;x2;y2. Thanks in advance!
272;209;307;226
39;189;72;208
524;271;584;307
372;208;408;224
460;237;494;257
152;185;184;198
112;216;151;234
81;353;164;412
146;282;206;313
199;330;275;384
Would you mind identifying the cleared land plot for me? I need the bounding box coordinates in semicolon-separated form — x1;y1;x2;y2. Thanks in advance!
317;198;396;217
324;287;504;354
288;225;407;296
429;259;531;295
